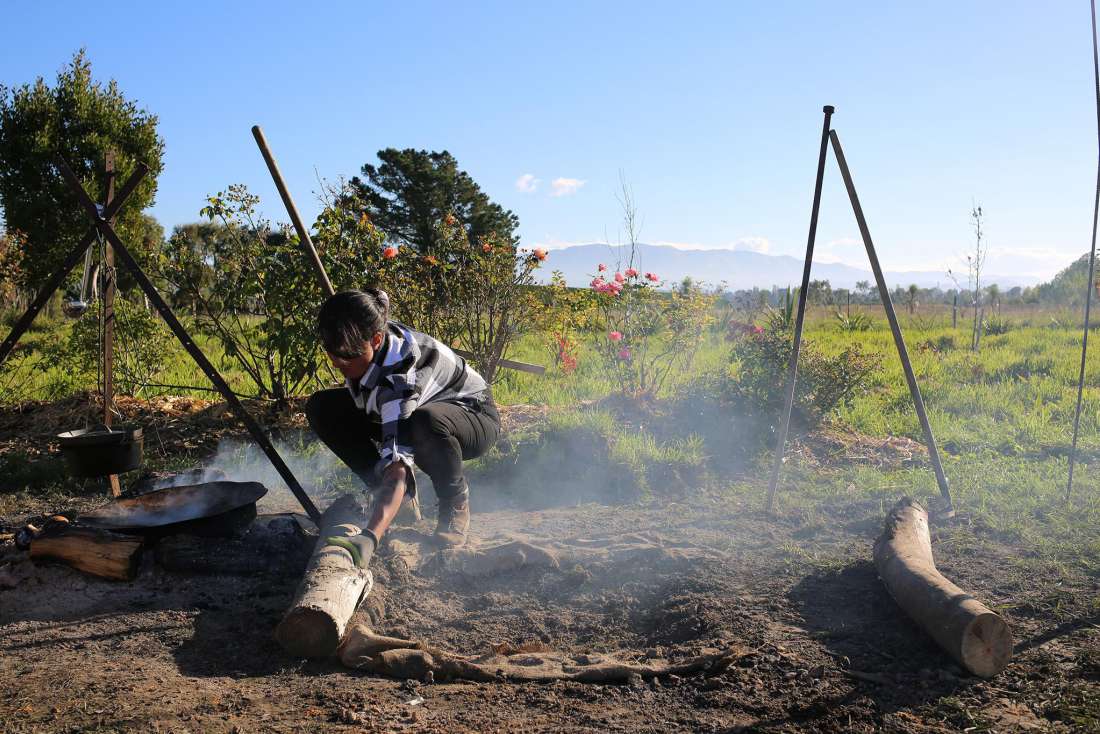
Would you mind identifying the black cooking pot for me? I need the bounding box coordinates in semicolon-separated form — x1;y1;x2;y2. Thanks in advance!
57;424;144;477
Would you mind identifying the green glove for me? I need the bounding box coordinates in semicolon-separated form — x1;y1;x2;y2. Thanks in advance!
325;529;379;568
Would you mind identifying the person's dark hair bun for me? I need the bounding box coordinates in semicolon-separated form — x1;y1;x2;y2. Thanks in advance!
363;287;390;320
318;288;390;357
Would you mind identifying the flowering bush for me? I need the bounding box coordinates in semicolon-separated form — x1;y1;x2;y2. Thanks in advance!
529;270;598;374
316;189;547;382
588;267;713;396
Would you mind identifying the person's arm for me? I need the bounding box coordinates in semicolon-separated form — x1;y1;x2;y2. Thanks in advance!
365;462;407;541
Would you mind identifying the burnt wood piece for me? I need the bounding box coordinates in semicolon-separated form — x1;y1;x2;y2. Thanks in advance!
275;494;374;659
29;526;143;581
155;516;311;575
873;497;1013;678
145;503;257;539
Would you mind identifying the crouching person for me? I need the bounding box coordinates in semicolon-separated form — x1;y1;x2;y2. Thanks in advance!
306;288;499;553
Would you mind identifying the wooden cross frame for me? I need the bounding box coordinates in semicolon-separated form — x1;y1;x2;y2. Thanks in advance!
0;157;322;523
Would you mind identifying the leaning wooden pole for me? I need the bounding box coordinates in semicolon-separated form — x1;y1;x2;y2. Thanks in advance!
829;130;954;513
101;152;121;497
275;494;374;658
874;498;1013;678
765;104;835;513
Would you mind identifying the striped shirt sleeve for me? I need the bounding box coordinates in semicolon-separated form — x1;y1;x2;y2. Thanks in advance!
373;351;422;480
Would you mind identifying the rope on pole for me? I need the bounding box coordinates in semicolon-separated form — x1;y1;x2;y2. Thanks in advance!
1066;0;1100;504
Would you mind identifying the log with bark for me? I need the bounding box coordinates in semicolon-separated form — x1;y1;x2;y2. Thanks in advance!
275;494;374;658
873;497;1013;678
29;526;143;581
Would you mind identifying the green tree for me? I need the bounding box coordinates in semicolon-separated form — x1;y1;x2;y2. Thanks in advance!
807;278;833;306
0;50;164;290
0;230;24;308
349;149;519;254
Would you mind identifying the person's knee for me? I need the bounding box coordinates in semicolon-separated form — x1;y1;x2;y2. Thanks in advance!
305;391;333;434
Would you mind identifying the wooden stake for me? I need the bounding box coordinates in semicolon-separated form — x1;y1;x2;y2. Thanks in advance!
102;152;120;497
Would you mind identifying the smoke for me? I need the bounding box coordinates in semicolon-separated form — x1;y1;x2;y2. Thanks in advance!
155;434;363;514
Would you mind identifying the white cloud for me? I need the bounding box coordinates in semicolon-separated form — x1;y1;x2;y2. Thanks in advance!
515;173;539;194
732;236;771;254
550;177;586;197
815;237;865;266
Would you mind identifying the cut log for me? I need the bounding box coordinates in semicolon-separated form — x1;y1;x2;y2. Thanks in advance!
873;497;1013;678
275;494;374;658
29;526;143;581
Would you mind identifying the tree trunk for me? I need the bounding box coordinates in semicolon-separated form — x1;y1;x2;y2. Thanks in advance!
274;494;373;658
873;498;1013;678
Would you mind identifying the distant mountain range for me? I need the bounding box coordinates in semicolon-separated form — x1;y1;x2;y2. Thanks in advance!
537;244;1040;291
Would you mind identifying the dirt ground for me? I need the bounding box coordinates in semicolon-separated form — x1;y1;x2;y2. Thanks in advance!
1;401;1098;732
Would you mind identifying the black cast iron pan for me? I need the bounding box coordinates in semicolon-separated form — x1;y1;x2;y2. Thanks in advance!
79;481;267;536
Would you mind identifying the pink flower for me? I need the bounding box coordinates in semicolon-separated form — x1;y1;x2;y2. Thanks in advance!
608;331;623;342
590;277;606;290
533;248;548;261
609;281;623;295
598;263;607;272
614;272;626;284
645;272;659;282
617;347;632;360
625;267;638;278
383;246;398;259
752;325;764;335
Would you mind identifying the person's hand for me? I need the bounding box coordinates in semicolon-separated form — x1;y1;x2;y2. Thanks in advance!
326;529;379;568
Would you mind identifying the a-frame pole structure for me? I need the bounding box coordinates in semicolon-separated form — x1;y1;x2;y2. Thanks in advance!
766;110;954;516
0;168;145;366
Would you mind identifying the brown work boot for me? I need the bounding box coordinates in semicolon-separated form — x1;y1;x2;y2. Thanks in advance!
434;488;470;547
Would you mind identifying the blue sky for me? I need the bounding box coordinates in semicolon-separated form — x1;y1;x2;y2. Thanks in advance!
1;1;1096;279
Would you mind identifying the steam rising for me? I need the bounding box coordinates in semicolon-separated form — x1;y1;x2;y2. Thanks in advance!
155;435;362;514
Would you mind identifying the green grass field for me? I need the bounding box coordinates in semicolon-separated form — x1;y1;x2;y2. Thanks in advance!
5;301;1100;570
